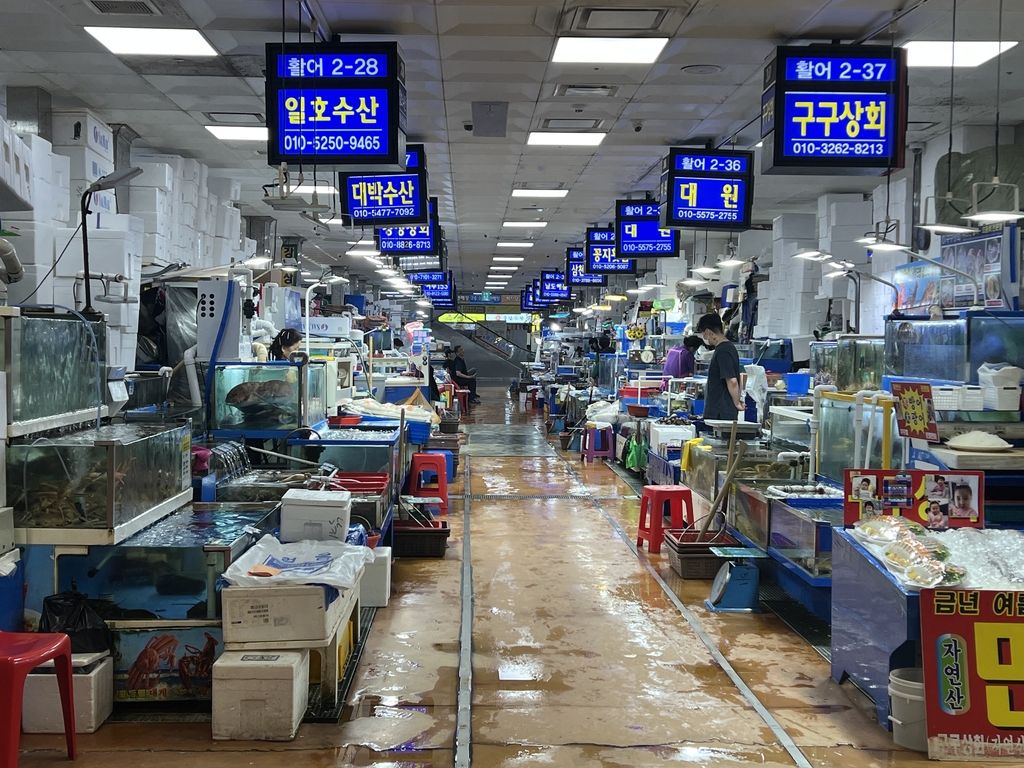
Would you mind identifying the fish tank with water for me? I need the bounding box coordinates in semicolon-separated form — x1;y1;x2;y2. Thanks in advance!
210;361;328;435
8;422;192;542
884;317;969;383
816;392;903;486
1;309;107;435
836;336;885;391
810;341;837;387
768;501;844;578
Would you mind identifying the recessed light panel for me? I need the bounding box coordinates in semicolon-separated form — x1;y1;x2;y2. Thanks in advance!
84;26;217;56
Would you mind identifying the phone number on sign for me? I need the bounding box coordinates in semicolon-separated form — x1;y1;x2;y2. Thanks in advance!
788;141;886;156
621;243;675;254
352;207;416;219
282;134;382;152
673;209;740;222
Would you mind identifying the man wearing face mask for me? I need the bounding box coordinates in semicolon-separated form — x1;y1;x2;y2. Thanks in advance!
694;312;744;421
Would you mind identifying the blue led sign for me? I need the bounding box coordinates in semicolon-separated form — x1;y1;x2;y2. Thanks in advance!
673;154;749;175
660;148;754;230
276;87;389;157
586;228;634;273
539;271;570;301
339;170;427;225
277;53;388;79
378;217;437;254
422;282;453;300
783;56;894;82
668;177;750;224
781;92;894;159
408;271;449;285
565;247;607;287
615;200;680;257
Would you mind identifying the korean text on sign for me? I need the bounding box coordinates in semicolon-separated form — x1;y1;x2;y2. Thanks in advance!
672;177;746;223
278;88;389;156
784;92;893;158
347;174;419;219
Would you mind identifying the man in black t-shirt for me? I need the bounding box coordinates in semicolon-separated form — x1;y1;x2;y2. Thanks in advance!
452;345;480;403
695;313;744;421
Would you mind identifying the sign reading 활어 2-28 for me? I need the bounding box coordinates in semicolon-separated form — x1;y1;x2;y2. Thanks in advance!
659;148;754;230
266;42;407;169
760;44;908;175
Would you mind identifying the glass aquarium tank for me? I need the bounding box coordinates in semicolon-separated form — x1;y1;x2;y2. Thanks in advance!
8;422;192;541
884;317;968;383
2;310;107;434
210;361;328;434
768;501;844;577
809;341;837;387
967;312;1024;383
836;336;885;391
816;393;903;486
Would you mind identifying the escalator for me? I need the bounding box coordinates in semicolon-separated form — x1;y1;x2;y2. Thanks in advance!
431;322;524;384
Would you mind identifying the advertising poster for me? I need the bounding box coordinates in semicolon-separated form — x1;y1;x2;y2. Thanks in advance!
891;381;939;442
114;626;222;701
843;469;984;530
921;588;1024;760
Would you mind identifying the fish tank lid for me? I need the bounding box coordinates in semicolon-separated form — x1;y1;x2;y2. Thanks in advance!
13;421;189;447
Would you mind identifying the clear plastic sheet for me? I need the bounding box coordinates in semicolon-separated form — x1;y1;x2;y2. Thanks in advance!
223;535;373;590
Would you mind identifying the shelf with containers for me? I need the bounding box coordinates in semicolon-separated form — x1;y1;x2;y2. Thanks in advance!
208;360;328;440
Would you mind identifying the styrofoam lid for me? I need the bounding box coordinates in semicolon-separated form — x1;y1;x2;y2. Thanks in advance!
214;650;308;680
282;488;352;506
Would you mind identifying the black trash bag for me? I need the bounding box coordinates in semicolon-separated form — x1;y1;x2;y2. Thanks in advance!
39;591;114;654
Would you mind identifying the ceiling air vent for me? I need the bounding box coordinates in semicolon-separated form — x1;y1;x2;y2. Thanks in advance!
575;8;667;30
555;84;619;98
86;0;161;14
542;118;604;130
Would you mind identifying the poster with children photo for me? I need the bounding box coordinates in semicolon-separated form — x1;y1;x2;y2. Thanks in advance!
947;476;981;520
925;500;950;531
926;474;952;501
850;475;877;501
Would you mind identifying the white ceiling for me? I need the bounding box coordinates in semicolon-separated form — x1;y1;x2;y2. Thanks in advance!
4;0;1024;292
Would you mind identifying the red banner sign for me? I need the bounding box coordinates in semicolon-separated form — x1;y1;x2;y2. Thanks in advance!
843;469;984;530
891;381;939;442
922;588;1024;760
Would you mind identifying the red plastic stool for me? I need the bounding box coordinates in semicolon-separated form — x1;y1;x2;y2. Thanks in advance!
1;631;77;768
637;485;694;554
524;390;538;408
409;452;449;515
580;426;615;464
455;388;470;417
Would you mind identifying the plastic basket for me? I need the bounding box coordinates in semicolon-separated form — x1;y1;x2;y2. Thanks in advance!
439;420;460;434
931;386;960;411
664;529;737;579
784;372;811;395
406;420;432;444
984;386;1021;411
393;519;450;558
959;386;984;411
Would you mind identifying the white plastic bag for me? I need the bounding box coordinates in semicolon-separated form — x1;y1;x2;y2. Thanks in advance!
223;535;374;590
744;364;768;424
977;363;1023;388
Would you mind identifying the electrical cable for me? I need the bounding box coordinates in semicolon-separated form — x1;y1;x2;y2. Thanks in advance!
17;223;83;305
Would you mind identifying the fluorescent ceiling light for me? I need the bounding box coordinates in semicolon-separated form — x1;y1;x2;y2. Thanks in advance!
921;222;978;234
302;277;320;284
206;126;267;141
416;300;432;307
869;240;906;252
626;288;644;294
327;276;348;283
490;266;519;272
856;235;877;244
527;132;606;147
301;270;312;276
755;141;764;148
293;184;337;195
552;37;669;65
572;307;588;313
825;270;849;279
492;256;525;262
244;256;271;267
375;268;397;276
502;221;547;228
512;189;568;198
793;250;821;260
682;278;705;286
605;294;627;301
85;26;217;57
348;248;381;257
496;241;534;248
280;265;299;273
903;41;1017;68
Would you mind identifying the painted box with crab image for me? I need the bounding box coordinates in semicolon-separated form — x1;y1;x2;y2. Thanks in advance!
8;422;193;545
112;624;223;701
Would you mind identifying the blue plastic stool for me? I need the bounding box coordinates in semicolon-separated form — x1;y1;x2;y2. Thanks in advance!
426;449;455;483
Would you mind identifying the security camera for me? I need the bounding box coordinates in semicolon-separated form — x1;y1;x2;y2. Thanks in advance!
463;123;474;132
632;120;643;133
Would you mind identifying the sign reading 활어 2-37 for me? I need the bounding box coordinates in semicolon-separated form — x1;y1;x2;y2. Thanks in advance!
760;44;908;175
659;148;754;231
266;42;407;169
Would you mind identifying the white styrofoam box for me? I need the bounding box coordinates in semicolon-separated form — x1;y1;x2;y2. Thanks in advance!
129;162;174;192
180;180;199;207
55;145;113;185
88;212;144;234
199;234;214;269
817;193;864;219
129;149;183;178
198;161;209;191
5;222;55;266
817;276;851;300
52;110;113;161
212;236;233;267
212;650;309;742
53;279;77;311
130;186;170;214
181;158;200;182
360;546;391;608
142;233;170;265
0;122;13;189
69;181;117;215
22;655;113;734
134;209;172;237
827;224;873;243
215;203;241;240
650;423;695;451
280;488;352;543
55;227;141;281
50;150;71;191
208;176;242;201
773;214;817;241
829;201;874;227
243;237;256;256
179;202;198;229
17;133;52;195
222;582;360;644
8;264;54;305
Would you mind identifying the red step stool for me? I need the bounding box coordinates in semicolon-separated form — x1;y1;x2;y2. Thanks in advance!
580;426;615;464
637;485;694;554
524;389;538;408
409;452;449;515
455;388;471;417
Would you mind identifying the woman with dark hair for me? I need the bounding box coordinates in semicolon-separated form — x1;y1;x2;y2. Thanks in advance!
269;328;303;361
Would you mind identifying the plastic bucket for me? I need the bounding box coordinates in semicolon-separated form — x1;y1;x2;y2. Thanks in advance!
784;372;811;395
558;432;573;451
888;668;927;753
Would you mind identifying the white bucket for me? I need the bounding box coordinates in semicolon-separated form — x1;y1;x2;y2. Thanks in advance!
888;668;927;753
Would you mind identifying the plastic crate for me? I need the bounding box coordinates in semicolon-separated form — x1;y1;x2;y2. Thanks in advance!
406;420;432;444
984;386;1022;411
664;529;737;580
960;386;984;411
931;386;961;411
393;519;450;558
439;420;460;434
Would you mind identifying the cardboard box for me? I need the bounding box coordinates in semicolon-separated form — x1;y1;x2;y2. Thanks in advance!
22;654;113;734
360;546;391;608
51;110;114;162
222;582;359;644
280;488;352;543
212;650;308;742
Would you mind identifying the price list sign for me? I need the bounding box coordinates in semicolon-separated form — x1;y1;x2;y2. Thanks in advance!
339;144;428;226
266;42;407;169
761;44;907;175
538;271;570;301
586;228;635;274
659;148;754;230
565;247;607;287
615;200;680;258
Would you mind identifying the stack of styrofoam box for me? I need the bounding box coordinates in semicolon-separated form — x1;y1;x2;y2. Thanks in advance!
129;162;174;266
5;220;56;305
54;213;143;370
766;214;819;335
822;199;873;266
817;194;865;243
51;110;116;217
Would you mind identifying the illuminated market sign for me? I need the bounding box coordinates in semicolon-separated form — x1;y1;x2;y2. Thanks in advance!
422;282;454;300
659;148;754;231
760;44;908;175
565;247;607;287
377;196;440;254
586;227;635;274
615;200;680;257
407;270;449;285
339;144;428;226
266;42;407;169
538;271;571;301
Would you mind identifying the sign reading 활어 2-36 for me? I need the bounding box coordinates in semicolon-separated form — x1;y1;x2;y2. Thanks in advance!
659;148;754;230
615;201;680;258
266;42;407;169
760;44;908;175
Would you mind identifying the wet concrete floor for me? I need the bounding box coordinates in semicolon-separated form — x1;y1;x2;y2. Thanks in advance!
19;389;971;766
